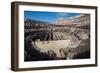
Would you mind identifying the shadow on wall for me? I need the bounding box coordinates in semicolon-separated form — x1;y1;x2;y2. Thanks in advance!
73;51;90;59
24;39;54;61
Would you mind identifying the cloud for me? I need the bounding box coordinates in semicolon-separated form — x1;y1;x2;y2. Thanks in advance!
56;13;69;17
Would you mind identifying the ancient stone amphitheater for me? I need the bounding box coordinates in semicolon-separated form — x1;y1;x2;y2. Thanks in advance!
24;14;90;61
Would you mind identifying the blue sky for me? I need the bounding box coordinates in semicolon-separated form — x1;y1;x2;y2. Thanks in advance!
24;11;81;23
